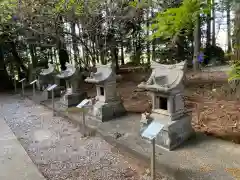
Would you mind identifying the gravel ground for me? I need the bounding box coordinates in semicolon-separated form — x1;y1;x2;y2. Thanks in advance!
0;94;164;180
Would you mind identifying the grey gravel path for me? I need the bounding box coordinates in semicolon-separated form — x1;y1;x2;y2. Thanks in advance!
0;94;162;180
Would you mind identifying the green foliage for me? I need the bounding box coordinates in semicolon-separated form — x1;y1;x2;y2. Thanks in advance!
150;0;210;40
0;0;17;23
55;0;84;15
228;62;240;81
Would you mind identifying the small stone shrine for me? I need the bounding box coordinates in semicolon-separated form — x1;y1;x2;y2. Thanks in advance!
56;62;86;108
138;60;194;150
39;63;61;99
38;63;56;90
85;63;126;122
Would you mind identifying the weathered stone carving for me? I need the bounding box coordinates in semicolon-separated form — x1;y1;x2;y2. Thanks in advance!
138;60;194;150
38;63;61;100
85;63;126;122
56;63;86;107
38;63;56;91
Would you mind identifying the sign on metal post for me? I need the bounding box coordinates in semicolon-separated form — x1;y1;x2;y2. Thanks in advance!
19;78;26;96
141;120;164;180
47;84;58;116
76;99;92;136
30;79;38;98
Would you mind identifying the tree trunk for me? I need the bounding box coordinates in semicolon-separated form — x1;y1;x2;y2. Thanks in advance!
146;6;150;64
10;41;28;78
71;21;79;63
121;41;124;65
212;0;216;46
233;2;240;62
193;15;201;71
151;7;156;61
226;0;232;54
0;44;13;90
206;0;211;47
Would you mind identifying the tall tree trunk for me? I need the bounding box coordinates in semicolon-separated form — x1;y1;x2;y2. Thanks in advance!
71;21;79;63
226;0;232;54
233;2;240;63
146;6;150;65
29;44;37;68
151;7;156;61
206;0;211;47
193;15;201;71
0;44;13;90
121;40;124;65
212;0;216;46
10;41;28;77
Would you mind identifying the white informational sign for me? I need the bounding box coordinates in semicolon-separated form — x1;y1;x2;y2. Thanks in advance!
30;79;38;84
141;120;164;140
19;78;26;82
47;84;58;91
76;99;91;108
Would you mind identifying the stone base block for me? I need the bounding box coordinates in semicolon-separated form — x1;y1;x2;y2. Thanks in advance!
140;114;194;151
60;92;87;108
40;87;61;101
157;115;194;150
91;101;126;122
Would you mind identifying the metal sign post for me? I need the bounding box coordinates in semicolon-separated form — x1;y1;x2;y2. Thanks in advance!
19;78;26;97
30;79;38;98
47;84;58;116
76;99;92;137
141;120;164;180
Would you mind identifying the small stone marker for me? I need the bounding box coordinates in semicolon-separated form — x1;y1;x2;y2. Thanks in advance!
19;78;26;96
30;79;38;97
47;84;58;116
76;99;92;136
141;120;164;180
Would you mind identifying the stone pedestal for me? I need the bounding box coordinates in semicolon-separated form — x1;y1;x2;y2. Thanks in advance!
60;92;87;108
141;113;193;150
91;100;126;122
40;87;61;101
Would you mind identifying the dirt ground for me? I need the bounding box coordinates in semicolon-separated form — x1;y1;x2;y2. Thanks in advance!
83;70;240;144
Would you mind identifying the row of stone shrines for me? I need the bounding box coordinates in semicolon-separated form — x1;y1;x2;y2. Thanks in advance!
37;61;194;151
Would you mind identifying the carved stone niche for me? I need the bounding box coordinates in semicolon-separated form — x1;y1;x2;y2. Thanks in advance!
39;63;61;100
85;63;126;122
138;60;194;151
56;63;87;108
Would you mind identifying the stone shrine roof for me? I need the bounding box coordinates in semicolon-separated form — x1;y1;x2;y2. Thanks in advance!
138;61;186;93
40;63;55;76
85;63;114;84
56;63;76;79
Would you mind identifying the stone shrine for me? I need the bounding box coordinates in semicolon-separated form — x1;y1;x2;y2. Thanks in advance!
85;63;126;122
138;60;194;150
56;62;86;108
38;63;61;100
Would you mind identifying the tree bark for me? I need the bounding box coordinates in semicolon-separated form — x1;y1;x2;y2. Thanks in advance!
233;2;240;62
212;0;216;46
226;0;232;54
206;0;211;47
0;44;13;90
193;15;201;71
